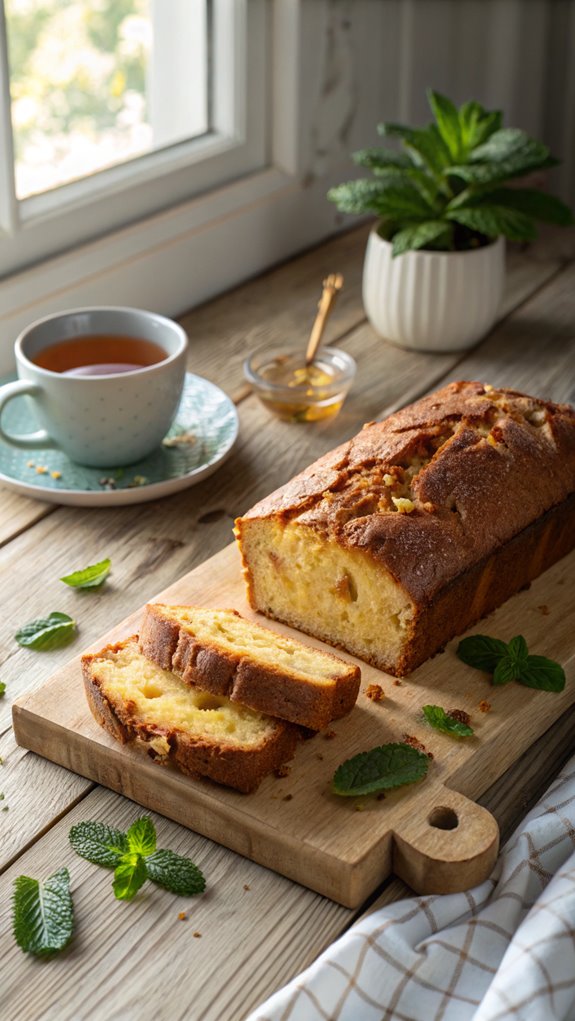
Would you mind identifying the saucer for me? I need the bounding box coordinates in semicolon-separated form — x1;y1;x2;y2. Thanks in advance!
0;373;238;506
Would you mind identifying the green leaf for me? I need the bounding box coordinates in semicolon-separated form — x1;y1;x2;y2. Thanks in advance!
446;204;536;241
493;656;519;686
113;854;147;901
485;188;574;226
391;220;453;257
332;742;429;797
459;102;502;151
69;820;129;868
60;557;111;589
379;122;451;176
427;89;462;161
15;612;77;651
457;634;508;672
145;849;206;896
507;635;529;667
0;681;5;697
329;178;435;220
471;128;549;165
12;867;74;957
126;816;157;857
352;147;412;171
327;178;392;214
518;656;566;693
422;705;474;738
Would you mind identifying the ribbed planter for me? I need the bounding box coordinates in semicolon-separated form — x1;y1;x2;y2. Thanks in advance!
362;227;505;352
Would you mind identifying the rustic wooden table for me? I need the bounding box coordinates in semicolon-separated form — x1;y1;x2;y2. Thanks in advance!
1;225;574;1021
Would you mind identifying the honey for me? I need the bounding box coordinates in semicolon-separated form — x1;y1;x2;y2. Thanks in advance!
255;354;347;422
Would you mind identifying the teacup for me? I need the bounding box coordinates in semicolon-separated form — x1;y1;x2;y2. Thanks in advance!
0;306;188;467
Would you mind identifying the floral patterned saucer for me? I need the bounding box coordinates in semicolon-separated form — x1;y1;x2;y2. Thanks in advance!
0;373;238;506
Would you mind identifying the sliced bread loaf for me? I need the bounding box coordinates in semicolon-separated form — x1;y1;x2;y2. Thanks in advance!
82;636;299;793
139;604;361;731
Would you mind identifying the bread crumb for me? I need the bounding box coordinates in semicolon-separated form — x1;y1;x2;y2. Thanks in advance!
365;684;385;703
393;679;402;687
178;912;187;921
447;708;471;726
282;794;293;802
537;604;550;616
391;496;415;514
35;465;48;474
274;764;291;778
403;734;433;759
323;729;337;740
26;460;35;468
50;470;62;480
163;432;196;448
193;931;202;938
478;700;492;713
243;884;251;891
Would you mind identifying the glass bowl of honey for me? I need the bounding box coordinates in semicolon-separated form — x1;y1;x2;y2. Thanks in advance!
244;345;356;423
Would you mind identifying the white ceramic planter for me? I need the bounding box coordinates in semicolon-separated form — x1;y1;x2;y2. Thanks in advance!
362;228;505;352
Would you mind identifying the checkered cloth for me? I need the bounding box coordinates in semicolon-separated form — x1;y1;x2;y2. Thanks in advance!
248;755;575;1021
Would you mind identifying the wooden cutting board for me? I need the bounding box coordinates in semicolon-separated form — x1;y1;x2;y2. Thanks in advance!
12;543;575;908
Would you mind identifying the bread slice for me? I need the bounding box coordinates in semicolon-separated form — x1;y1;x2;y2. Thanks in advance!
82;636;300;793
138;604;361;731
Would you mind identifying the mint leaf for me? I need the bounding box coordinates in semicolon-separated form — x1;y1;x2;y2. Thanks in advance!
15;612;77;650
493;656;519;686
12;867;74;956
60;557;111;589
458;101;502;151
457;634;508;672
446;204;536;241
458;633;565;693
113;855;147;901
422;705;474;738
145;849;206;896
332;742;429;797
0;681;5;697
519;655;565;693
126;816;156;857
485;188;574;226
507;635;529;667
69;820;129;868
352;147;412;171
427;89;462;161
391;220;453;257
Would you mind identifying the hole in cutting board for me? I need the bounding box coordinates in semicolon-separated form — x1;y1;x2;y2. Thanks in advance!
428;806;459;831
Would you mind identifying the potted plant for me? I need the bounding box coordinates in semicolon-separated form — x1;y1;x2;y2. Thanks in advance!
328;90;573;352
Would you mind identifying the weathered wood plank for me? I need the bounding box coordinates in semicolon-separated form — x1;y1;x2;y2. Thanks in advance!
0;787;352;1021
0;491;54;547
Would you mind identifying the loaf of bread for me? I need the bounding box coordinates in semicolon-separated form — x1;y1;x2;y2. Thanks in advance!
82;637;300;793
235;381;575;676
139;604;361;730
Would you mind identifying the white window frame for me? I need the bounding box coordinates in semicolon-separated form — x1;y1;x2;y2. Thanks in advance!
0;0;351;375
0;0;267;279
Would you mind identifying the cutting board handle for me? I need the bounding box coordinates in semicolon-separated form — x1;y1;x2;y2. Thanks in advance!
392;786;500;895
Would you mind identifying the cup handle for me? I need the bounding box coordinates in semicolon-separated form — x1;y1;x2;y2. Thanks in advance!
0;379;54;449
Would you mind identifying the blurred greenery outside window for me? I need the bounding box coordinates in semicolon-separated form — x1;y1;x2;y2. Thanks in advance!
6;0;208;200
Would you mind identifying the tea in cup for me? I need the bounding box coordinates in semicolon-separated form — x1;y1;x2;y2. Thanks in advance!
0;306;188;467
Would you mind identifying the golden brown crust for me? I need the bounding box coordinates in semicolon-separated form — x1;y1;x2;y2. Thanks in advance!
237;381;575;604
139;605;360;731
235;381;575;675
82;638;300;794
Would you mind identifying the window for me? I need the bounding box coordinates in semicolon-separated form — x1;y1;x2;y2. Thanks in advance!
0;0;267;279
